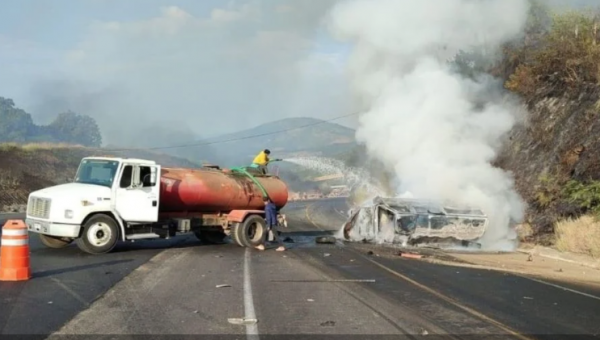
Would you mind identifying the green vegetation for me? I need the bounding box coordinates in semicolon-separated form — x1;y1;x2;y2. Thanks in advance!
562;180;600;216
533;171;561;208
0;97;102;147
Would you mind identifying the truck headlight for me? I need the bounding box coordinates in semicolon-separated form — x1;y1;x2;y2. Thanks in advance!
64;209;74;219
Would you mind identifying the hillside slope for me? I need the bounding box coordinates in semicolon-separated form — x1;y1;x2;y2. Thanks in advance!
205;117;357;166
493;4;600;251
0;143;199;211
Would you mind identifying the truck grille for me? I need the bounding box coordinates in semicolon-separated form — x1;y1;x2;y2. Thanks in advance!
27;197;51;219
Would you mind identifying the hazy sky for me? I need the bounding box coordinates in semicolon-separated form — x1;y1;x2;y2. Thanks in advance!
0;0;595;147
0;0;355;146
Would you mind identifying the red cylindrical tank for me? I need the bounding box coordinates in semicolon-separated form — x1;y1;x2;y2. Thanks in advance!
158;167;289;213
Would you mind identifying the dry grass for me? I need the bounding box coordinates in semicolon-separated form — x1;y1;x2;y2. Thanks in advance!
0;174;20;188
554;215;600;258
505;11;600;97
0;142;87;152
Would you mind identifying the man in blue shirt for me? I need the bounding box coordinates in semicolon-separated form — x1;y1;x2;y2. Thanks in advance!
256;196;285;251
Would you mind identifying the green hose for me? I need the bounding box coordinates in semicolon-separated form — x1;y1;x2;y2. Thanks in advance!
230;166;269;199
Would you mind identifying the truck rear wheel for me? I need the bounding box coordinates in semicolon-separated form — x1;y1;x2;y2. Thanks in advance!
230;223;244;247
39;234;73;249
75;214;119;254
232;215;267;248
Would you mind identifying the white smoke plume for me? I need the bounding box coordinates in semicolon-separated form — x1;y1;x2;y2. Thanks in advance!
327;0;530;250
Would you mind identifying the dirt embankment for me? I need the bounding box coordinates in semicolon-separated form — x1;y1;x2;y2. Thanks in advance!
0;143;199;212
497;85;600;240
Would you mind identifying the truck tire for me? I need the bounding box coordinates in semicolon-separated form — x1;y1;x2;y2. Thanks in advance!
230;223;244;247
75;214;119;254
195;230;227;244
39;234;73;249
233;215;267;248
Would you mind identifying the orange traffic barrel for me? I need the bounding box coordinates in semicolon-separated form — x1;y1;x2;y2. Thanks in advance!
0;220;31;281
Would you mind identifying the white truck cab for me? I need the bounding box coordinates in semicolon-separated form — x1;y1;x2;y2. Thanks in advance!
25;157;161;254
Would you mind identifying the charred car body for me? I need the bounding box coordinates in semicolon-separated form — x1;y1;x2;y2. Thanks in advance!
343;197;489;248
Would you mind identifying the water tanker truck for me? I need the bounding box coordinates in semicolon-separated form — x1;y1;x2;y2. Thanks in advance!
24;157;289;254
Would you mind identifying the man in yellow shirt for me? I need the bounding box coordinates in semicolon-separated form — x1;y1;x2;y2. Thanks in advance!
251;149;281;174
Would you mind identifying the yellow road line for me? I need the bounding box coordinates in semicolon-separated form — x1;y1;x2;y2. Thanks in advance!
304;203;324;231
355;250;534;340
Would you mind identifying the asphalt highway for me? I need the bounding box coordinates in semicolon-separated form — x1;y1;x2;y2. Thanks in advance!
2;198;600;338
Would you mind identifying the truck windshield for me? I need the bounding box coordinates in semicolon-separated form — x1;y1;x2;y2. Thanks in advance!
74;159;119;187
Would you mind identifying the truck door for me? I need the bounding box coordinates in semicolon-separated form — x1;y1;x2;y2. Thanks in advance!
114;164;160;223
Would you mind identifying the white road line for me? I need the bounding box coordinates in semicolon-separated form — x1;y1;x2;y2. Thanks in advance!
521;276;600;302
244;247;260;340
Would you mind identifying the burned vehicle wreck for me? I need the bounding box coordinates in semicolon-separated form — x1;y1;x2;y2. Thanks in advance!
342;197;489;248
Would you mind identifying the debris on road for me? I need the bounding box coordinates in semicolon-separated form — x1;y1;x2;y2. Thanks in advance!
320;321;336;327
398;251;424;259
316;236;336;244
228;318;258;325
324;253;331;257
307;299;314;302
216;284;231;288
527;254;533;262
524;296;533;300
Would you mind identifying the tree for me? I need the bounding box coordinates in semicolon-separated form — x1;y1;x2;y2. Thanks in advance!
48;111;103;147
0;97;35;143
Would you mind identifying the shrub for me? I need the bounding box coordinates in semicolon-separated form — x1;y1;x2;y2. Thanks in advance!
555;215;600;258
562;179;600;215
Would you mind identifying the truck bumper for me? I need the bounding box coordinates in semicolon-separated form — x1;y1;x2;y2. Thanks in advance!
25;218;81;238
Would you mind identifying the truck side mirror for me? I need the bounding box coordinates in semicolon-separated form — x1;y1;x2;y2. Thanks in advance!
150;167;157;186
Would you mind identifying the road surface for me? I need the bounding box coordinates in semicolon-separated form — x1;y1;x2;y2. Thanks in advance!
0;212;199;334
2;199;600;338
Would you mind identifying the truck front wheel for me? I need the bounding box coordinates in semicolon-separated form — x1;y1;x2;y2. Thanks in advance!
75;214;119;254
39;234;73;249
232;215;267;248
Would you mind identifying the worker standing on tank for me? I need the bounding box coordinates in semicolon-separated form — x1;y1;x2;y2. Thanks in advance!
256;196;285;251
251;149;282;175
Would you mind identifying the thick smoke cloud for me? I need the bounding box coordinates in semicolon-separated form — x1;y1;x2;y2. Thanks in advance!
327;0;531;249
